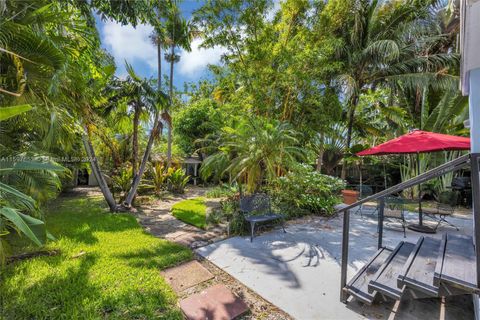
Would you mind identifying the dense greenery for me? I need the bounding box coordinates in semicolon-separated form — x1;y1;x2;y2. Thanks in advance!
171;197;207;229
1;196;192;319
270;164;346;216
0;0;468;280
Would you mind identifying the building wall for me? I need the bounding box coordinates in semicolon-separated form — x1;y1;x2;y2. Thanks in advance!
461;0;480;95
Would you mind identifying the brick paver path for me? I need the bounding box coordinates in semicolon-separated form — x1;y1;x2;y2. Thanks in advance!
136;186;226;248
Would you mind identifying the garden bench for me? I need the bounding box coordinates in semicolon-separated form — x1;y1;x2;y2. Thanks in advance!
420;203;459;231
239;194;286;242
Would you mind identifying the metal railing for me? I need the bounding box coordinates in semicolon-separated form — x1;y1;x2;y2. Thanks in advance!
338;153;473;303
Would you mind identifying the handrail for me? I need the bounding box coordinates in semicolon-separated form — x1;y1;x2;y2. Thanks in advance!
338;153;472;303
336;153;471;213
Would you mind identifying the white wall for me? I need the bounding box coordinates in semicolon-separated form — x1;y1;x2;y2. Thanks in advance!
461;0;480;95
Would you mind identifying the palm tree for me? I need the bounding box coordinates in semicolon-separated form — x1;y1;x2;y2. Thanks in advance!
200;120;305;193
0;1;65;99
321;0;459;178
163;1;195;167
106;63;158;175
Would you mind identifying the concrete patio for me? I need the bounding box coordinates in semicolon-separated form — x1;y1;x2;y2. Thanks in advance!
197;209;475;319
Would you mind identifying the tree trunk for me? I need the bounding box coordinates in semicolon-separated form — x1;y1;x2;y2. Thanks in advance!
132;105;140;175
81;125;118;212
341;95;358;179
166;43;174;168
316;133;324;172
124;40;164;207
124;120;162;206
157;32;162;125
316;148;324;172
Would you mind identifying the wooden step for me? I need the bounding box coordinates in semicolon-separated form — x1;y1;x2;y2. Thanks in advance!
368;241;416;300
434;233;479;294
345;247;392;305
397;236;441;297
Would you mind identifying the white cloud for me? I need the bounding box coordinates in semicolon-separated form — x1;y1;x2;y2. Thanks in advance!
177;38;226;78
101;20;226;80
101;20;157;73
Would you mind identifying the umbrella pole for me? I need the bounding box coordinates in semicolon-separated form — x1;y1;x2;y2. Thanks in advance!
418;153;423;226
408;152;435;233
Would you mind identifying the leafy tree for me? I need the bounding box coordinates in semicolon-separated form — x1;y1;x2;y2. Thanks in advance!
174;98;222;155
317;0;459;178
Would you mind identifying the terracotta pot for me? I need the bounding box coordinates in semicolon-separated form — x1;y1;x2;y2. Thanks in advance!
341;190;359;205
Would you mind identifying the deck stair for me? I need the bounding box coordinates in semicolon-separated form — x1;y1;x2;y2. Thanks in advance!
345;233;479;305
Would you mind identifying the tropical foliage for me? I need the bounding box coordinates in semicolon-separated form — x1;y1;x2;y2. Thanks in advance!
1;0;469;262
270;164;346;216
165;168;190;194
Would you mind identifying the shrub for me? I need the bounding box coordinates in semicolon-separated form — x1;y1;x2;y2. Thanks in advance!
149;163;168;194
111;165;132;200
205;208;223;226
205;183;239;198
166;168;190;194
438;190;458;206
270;164;345;216
218;194;248;235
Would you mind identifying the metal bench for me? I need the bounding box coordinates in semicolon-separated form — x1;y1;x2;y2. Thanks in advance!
239;193;286;242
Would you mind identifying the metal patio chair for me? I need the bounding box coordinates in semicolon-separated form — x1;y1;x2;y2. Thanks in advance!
239;193;286;242
383;196;407;238
352;185;376;216
421;203;459;231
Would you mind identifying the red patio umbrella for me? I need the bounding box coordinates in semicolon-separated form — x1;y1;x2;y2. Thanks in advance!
357;130;470;156
357;130;470;233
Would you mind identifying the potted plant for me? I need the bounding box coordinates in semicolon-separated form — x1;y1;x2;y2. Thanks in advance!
341;189;360;204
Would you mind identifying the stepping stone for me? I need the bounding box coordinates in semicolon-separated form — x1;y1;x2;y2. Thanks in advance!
180;284;249;320
161;260;213;293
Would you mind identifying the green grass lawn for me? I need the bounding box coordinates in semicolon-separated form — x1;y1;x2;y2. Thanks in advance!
1;196;192;319
171;197;207;229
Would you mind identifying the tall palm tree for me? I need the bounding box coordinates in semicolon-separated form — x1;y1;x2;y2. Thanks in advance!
103;63;169;207
163;1;195;167
322;0;459;178
105;63;158;175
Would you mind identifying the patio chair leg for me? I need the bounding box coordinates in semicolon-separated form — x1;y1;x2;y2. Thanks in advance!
440;215;459;231
250;222;256;242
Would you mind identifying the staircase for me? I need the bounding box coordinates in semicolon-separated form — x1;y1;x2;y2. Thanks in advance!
344;233;479;305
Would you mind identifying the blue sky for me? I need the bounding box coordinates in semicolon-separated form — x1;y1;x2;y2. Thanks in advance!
95;1;226;89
